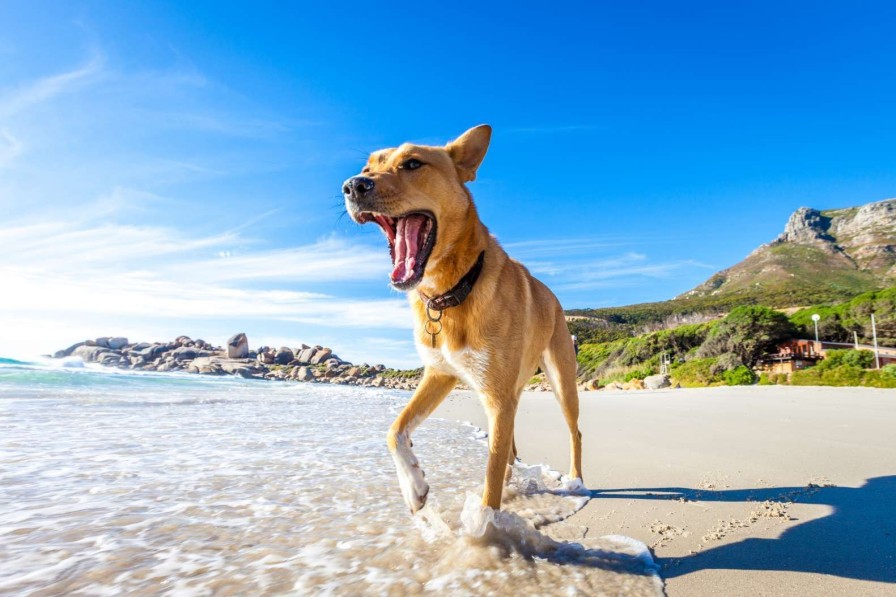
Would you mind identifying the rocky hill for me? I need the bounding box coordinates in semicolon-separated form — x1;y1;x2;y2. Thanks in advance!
680;198;896;306
567;198;896;342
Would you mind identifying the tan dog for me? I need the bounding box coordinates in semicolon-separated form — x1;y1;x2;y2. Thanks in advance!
343;125;582;513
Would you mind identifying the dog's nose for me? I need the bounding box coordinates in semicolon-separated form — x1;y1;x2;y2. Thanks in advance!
342;176;375;197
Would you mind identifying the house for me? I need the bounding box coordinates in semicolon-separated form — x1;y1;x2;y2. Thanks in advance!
759;339;824;374
759;339;896;373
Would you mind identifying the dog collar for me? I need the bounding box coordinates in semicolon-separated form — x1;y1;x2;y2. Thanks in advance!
418;250;485;312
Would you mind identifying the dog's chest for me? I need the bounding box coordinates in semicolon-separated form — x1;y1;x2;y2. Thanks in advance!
417;342;490;389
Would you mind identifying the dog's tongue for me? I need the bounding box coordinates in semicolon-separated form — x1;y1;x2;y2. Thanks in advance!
391;215;426;284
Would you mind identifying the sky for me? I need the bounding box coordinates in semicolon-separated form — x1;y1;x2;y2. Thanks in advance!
1;1;895;367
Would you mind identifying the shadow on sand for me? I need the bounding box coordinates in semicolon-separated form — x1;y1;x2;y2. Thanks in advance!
591;476;896;583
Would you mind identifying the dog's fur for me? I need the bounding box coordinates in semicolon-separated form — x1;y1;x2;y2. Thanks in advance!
343;125;582;513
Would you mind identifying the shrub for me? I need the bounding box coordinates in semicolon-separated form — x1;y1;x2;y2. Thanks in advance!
841;349;875;369
819;349;875;370
790;363;896;387
671;357;724;387
723;365;756;386
698;306;796;367
623;366;654;382
862;368;896;389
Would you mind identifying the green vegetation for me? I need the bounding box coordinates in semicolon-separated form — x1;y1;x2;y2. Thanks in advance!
568;284;896;389
723;365;756;386
381;367;424;379
669;357;724;387
788;349;895;388
576;321;715;385
697;305;795;367
790;287;896;346
575;307;794;387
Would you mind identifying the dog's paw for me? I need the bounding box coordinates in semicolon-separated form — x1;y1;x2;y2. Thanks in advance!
391;435;429;514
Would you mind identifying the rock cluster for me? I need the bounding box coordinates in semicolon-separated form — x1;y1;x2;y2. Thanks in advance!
53;334;423;390
578;374;678;392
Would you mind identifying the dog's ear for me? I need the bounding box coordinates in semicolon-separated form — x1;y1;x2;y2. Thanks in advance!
446;125;492;182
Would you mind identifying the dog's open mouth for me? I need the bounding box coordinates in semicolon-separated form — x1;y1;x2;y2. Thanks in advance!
357;211;437;289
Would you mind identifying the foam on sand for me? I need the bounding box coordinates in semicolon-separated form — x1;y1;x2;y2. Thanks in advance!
0;364;662;595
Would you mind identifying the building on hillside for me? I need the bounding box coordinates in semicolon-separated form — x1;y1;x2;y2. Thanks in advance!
759;339;896;373
759;339;824;374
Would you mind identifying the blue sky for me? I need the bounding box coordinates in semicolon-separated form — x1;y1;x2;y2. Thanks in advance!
2;1;895;366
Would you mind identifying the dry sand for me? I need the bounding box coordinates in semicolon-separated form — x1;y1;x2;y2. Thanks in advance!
434;385;896;596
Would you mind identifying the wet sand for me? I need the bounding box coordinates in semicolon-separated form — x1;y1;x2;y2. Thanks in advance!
434;385;896;596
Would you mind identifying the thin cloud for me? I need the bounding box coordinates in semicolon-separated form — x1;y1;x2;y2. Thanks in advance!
0;53;104;118
0;129;23;167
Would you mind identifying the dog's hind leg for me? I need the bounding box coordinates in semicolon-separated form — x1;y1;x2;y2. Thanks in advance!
387;369;457;513
540;311;584;482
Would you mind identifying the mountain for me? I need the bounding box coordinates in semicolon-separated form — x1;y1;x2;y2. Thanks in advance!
567;198;896;343
679;198;896;306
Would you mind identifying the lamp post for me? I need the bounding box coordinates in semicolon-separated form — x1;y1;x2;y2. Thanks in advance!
811;313;820;343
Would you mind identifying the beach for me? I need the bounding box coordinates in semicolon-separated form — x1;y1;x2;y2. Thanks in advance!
0;360;662;595
435;385;896;596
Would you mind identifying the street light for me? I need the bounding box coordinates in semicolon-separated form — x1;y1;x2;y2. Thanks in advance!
811;313;820;343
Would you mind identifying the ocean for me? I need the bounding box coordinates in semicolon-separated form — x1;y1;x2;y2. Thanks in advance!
0;358;662;596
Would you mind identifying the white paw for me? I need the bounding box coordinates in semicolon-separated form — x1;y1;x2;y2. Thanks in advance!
391;434;429;513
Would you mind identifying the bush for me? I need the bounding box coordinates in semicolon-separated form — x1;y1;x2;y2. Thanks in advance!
882;364;896;379
623;366;654;382
841;349;875;369
818;349;876;370
790;363;896;387
698;306;796;367
671;357;724;387
723;365;756;386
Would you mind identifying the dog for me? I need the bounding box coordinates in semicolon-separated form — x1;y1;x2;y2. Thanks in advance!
343;125;582;513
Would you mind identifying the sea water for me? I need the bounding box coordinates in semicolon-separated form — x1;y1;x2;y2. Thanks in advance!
0;359;662;595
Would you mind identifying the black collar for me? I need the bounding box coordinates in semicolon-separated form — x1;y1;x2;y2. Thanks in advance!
418;251;485;311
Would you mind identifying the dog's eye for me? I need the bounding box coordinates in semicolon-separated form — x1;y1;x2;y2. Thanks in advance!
401;158;424;170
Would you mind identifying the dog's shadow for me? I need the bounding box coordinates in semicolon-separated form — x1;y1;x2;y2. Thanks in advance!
589;476;896;583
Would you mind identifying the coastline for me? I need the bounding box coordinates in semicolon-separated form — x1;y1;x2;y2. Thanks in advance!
434;386;896;596
50;335;426;391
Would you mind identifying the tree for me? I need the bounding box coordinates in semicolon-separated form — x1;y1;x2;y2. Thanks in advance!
698;306;796;366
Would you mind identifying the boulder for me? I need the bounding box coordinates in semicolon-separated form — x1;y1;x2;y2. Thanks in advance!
310;348;332;365
296;348;316;364
622;379;645;391
54;341;86;358
106;336;128;350
274;347;295;365
643;374;671;390
170;346;199;361
226;333;249;358
294;366;313;382
72;345;108;362
257;351;274;365
131;344;167;359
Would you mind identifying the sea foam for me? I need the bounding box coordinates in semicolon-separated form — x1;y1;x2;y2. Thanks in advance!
0;361;662;595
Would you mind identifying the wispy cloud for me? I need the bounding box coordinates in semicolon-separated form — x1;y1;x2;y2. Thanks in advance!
0;216;413;361
523;247;716;294
0;129;23;167
503;237;643;258
0;53;104;118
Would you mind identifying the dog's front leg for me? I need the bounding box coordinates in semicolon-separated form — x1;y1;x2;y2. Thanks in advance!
481;395;520;510
387;369;457;513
